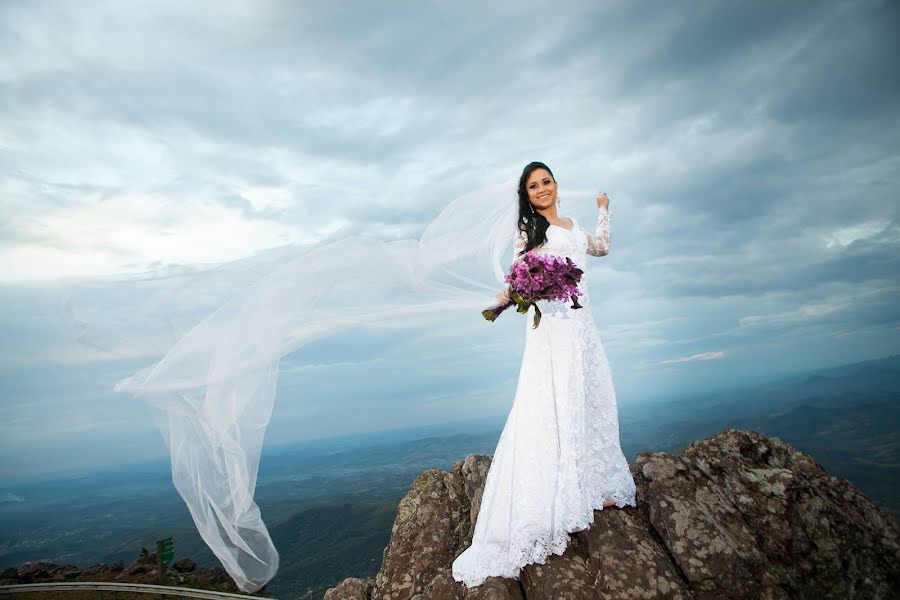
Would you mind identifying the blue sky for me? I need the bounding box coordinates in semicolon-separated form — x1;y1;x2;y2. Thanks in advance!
1;0;898;479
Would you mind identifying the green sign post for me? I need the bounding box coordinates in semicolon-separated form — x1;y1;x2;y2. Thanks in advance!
156;537;175;588
158;537;175;564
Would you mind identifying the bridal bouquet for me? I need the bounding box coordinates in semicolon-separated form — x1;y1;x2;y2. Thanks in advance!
482;252;584;328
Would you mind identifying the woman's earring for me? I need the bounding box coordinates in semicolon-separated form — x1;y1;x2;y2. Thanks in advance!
556;194;561;206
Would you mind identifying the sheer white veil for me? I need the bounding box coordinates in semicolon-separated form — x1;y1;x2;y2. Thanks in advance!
53;176;521;592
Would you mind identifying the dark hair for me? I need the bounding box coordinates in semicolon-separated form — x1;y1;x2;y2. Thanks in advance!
516;161;555;255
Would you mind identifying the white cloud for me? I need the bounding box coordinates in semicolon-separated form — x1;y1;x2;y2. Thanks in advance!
659;351;726;364
821;220;894;248
2;0;898;476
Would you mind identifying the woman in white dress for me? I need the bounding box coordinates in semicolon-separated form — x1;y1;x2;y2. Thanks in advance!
451;161;638;587
58;160;633;593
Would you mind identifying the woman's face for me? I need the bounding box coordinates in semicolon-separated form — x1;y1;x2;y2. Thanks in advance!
525;168;557;211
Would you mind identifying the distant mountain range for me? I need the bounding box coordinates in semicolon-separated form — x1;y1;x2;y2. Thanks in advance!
7;428;897;599
1;353;898;599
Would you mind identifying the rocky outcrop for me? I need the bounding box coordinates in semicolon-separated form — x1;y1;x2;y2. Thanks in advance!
325;428;900;599
0;547;272;597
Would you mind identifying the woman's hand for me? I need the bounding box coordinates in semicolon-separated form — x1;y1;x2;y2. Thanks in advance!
596;191;609;210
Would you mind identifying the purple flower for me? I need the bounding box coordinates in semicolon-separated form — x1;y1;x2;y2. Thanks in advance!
485;252;585;328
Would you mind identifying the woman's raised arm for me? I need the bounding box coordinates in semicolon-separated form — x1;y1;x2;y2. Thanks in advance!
584;204;611;257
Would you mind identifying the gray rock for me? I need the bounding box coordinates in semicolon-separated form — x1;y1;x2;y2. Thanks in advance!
172;557;197;573
324;576;376;600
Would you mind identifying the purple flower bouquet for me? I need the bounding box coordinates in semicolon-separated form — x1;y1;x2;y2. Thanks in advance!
482;252;585;328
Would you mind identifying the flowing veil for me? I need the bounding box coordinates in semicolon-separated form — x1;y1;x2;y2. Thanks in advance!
53;176;520;592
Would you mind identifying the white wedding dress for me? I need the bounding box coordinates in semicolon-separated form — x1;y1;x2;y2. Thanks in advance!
57;176;632;593
451;204;637;587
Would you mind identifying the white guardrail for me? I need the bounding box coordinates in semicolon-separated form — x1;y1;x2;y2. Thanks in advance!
0;581;276;599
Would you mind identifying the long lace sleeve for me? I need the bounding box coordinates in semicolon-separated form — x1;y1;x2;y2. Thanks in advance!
584;204;611;256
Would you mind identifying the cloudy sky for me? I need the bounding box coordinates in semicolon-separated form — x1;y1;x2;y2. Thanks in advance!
1;0;898;479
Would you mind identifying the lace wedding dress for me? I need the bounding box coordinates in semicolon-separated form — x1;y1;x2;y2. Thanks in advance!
451;204;637;587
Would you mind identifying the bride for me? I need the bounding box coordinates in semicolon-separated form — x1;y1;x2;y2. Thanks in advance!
58;162;635;593
451;161;637;587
